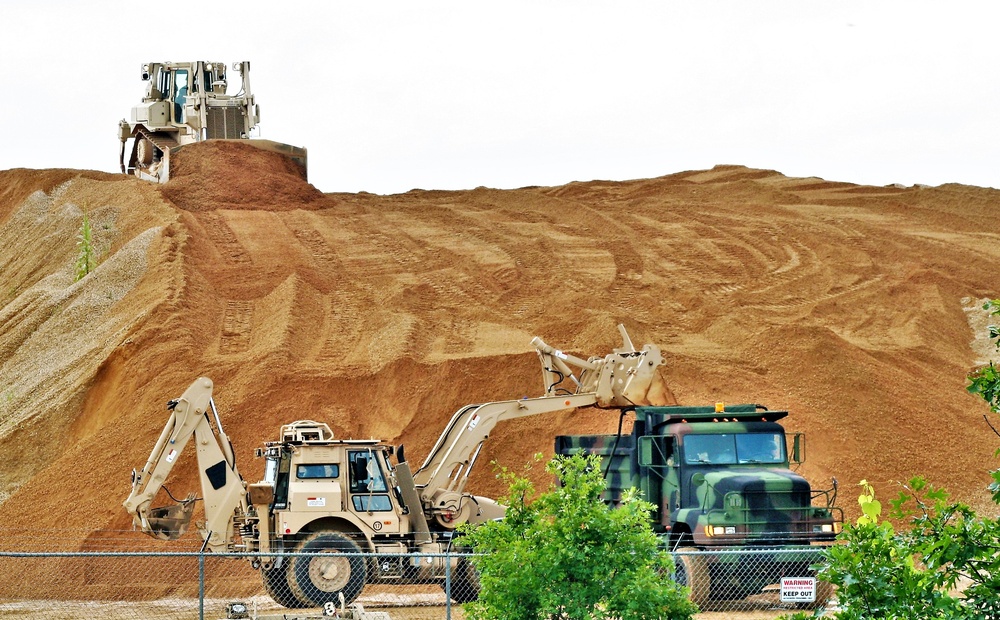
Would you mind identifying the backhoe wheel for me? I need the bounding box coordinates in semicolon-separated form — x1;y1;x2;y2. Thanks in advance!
442;557;480;603
674;550;710;607
288;531;366;607
262;560;308;609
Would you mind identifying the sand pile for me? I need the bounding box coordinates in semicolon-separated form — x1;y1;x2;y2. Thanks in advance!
0;150;997;562
161;141;328;212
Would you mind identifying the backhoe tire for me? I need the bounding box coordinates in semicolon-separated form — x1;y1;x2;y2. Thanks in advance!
674;549;710;608
262;560;308;609
288;531;366;607
442;557;480;604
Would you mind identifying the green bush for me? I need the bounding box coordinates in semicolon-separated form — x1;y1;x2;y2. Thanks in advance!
460;453;697;620
74;212;96;281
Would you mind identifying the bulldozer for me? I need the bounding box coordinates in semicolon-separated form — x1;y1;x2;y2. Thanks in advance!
118;61;307;183
123;326;670;609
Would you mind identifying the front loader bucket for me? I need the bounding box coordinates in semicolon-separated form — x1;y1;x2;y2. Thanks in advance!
145;500;196;541
635;367;677;407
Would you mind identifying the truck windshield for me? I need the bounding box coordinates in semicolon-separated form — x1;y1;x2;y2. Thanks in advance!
736;433;785;464
684;433;785;465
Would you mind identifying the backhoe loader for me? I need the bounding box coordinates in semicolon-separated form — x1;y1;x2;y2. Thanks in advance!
123;326;670;608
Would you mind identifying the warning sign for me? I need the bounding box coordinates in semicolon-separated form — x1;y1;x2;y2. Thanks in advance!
780;576;816;603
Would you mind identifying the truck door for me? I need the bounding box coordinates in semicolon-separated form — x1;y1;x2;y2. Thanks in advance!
638;435;679;530
347;450;401;534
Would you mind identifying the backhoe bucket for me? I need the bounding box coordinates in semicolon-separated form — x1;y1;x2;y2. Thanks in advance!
144;500;196;541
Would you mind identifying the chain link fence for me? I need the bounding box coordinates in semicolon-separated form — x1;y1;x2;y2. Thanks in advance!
0;533;831;619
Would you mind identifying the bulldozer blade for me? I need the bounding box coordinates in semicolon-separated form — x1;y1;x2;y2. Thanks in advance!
145;501;196;541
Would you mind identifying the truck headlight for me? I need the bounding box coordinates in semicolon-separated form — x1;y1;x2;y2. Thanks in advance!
813;524;834;533
708;526;736;536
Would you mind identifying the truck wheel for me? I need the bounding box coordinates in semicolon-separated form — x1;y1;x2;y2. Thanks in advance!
288;531;366;607
262;561;308;609
674;551;710;607
442;557;480;603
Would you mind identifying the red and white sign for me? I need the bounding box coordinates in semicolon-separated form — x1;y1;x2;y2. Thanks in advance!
780;576;816;602
307;497;326;507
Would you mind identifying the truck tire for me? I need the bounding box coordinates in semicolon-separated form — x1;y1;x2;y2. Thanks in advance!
442;557;480;603
262;561;308;608
674;550;710;607
288;531;366;607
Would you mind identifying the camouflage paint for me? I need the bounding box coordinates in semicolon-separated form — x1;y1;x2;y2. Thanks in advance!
555;404;842;546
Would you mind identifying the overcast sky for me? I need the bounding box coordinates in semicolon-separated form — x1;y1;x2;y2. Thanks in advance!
1;1;997;194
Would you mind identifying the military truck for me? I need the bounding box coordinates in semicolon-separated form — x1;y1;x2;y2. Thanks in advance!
556;402;842;606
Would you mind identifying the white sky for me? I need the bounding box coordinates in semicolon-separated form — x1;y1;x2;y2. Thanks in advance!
1;1;998;194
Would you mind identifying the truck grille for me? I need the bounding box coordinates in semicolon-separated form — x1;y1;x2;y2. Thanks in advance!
206;107;245;139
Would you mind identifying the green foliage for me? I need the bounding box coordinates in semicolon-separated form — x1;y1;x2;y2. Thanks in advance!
969;299;1000;503
855;479;881;525
821;478;1000;620
74;212;96;281
460;453;697;620
967;299;1000;413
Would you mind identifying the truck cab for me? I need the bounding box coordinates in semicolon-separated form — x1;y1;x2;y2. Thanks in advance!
556;404;840;548
556;404;841;603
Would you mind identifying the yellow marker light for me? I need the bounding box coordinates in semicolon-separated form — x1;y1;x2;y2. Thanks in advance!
715;402;725;413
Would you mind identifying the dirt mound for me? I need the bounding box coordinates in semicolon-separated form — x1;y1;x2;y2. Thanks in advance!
161;141;329;211
0;158;997;560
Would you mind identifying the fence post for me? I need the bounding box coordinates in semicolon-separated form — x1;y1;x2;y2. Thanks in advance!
445;548;452;620
199;535;211;620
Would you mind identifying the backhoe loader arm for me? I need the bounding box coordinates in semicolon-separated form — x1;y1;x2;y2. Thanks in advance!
409;325;672;526
123;377;248;552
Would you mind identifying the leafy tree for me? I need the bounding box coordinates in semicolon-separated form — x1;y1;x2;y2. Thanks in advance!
819;479;989;620
461;453;697;620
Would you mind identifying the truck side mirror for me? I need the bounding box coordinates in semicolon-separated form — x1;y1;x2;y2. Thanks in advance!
638;436;654;466
637;435;675;468
791;433;805;464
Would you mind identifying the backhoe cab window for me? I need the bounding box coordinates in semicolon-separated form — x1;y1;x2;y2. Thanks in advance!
297;464;340;479
264;458;278;484
348;451;387;494
348;450;391;512
684;433;786;465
